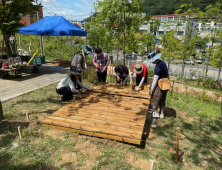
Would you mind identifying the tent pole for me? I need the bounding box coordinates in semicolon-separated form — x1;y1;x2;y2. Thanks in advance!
71;36;73;60
42;36;45;56
19;34;21;55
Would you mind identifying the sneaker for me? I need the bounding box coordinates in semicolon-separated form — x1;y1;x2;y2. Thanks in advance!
160;113;164;119
152;112;159;118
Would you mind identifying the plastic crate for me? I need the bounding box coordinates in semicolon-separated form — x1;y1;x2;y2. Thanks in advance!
29;55;45;65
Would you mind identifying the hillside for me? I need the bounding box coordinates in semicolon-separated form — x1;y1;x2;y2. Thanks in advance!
142;0;218;15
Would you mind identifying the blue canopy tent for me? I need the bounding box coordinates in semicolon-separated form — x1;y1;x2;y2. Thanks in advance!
18;16;87;57
19;16;86;36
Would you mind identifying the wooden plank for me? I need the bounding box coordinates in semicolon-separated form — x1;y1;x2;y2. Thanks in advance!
53;107;147;121
51;111;145;127
43;116;142;136
56;102;148;116
43;124;141;145
92;83;149;98
43;118;142;139
43;114;144;131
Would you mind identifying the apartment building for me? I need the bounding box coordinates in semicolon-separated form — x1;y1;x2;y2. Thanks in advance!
146;14;189;40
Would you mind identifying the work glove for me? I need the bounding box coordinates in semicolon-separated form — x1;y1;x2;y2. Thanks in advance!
130;81;133;86
117;77;121;81
135;87;140;92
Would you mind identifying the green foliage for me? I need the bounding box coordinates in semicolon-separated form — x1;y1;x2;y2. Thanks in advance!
0;0;41;56
87;0;143;58
142;0;218;15
16;34;85;61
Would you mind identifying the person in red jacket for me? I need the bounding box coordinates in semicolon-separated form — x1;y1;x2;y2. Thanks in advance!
130;63;148;91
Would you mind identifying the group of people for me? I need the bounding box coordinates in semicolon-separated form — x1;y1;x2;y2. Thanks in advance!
56;45;169;118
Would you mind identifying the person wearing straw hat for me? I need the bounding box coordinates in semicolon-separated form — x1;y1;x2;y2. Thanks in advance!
70;45;93;88
114;65;129;86
93;47;109;82
130;63;148;91
56;69;92;102
146;52;169;118
70;45;93;74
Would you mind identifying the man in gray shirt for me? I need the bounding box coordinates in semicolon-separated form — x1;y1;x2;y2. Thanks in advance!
70;45;93;72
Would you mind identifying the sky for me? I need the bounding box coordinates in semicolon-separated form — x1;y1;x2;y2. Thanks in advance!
40;0;98;21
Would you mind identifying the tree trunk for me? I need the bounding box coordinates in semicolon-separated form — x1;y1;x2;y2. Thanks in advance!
0;99;5;121
1;35;5;58
3;32;12;59
218;67;221;81
203;58;209;87
167;61;170;71
117;36;119;66
221;93;222;129
181;63;185;80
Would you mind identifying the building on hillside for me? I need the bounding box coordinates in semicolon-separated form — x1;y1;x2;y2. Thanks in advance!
19;6;43;26
192;17;221;47
146;14;189;40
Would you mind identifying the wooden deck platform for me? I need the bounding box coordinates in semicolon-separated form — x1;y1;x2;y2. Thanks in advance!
41;83;150;145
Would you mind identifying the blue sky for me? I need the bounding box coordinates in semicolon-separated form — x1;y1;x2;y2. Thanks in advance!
41;0;98;21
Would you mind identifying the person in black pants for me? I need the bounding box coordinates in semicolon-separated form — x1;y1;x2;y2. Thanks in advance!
93;47;109;82
114;65;129;86
56;70;92;102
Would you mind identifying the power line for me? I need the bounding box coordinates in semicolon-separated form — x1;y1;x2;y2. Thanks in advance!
43;7;54;16
44;6;56;16
49;0;67;19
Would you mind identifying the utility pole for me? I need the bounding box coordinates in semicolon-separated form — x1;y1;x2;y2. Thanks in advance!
37;11;44;56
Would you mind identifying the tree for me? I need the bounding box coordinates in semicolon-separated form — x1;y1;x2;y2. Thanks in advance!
210;45;222;81
160;30;180;70
141;33;153;54
200;2;222;85
0;0;40;58
91;0;143;65
175;3;199;80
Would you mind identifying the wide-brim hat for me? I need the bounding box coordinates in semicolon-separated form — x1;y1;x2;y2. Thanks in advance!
147;52;161;63
82;45;93;54
133;64;143;74
70;66;82;76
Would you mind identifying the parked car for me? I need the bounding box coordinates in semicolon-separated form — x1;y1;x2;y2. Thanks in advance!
126;54;137;60
185;59;194;65
195;58;204;64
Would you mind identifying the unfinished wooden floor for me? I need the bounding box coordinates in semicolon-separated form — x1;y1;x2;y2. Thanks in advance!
42;83;150;145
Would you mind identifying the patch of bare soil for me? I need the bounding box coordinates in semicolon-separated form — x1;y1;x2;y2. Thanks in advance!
45;129;65;140
132;159;152;170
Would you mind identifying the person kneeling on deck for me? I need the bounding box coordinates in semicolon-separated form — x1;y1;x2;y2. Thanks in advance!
56;69;92;102
146;52;170;119
114;65;129;86
130;63;148;91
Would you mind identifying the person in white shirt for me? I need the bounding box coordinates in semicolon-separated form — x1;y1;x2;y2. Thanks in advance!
56;70;92;102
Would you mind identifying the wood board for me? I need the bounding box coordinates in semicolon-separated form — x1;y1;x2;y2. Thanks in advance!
41;83;150;145
93;83;150;99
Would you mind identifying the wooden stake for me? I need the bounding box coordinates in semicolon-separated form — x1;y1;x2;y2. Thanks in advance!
176;127;180;163
109;61;111;83
0;99;5;121
26;113;30;122
18;126;22;139
112;62;113;83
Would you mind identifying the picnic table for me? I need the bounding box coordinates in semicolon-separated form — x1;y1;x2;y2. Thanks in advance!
0;59;41;79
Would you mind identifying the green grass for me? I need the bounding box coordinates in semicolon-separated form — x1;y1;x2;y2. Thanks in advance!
167;89;221;118
174;80;222;93
0;71;222;169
